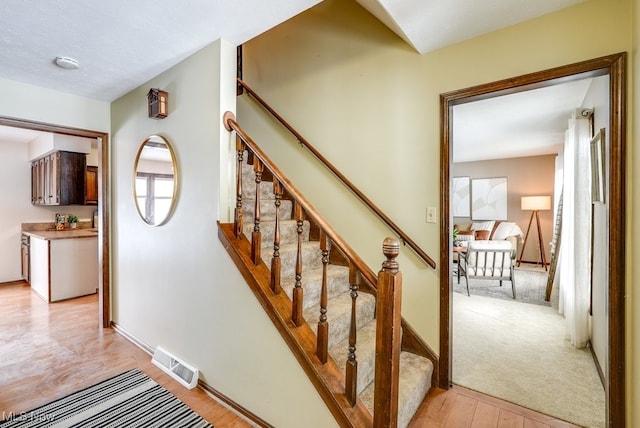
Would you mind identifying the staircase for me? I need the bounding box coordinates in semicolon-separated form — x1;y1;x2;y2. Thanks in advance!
219;114;435;428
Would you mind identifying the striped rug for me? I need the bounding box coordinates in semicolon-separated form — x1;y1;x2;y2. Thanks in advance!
0;369;212;428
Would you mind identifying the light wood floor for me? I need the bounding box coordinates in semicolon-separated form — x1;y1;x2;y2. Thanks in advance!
0;281;577;428
409;386;578;428
0;281;251;427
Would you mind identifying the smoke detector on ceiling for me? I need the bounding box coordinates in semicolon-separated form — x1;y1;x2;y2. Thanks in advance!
54;56;79;70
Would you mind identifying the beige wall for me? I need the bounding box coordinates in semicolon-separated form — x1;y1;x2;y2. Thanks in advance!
452;155;556;263
243;0;630;347
0;76;109;132
0;0;635;425
243;0;636;423
110;39;337;427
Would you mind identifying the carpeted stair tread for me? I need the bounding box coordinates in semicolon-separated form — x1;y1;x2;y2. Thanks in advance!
329;319;377;395
238;156;434;426
242;180;280;200
303;290;376;349
241;165;279;200
243;219;310;249
360;352;434;428
281;264;350;310
243;199;294;222
262;241;324;277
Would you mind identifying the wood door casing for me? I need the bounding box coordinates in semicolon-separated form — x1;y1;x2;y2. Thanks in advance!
439;52;626;428
0;116;110;329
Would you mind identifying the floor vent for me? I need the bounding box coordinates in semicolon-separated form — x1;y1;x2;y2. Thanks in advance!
151;346;199;389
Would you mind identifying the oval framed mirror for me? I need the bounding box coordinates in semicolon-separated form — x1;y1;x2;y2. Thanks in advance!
133;135;178;226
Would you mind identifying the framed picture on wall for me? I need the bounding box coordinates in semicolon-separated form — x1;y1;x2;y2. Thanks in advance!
471;177;508;220
452;176;471;217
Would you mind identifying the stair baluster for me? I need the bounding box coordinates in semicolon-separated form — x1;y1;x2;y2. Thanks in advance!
345;264;360;407
234;138;244;239
316;230;330;364
373;238;402;428
270;180;282;294
222;113;434;428
251;159;263;264
292;203;305;326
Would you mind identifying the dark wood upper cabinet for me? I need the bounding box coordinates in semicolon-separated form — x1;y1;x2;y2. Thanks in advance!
85;165;98;205
31;151;86;206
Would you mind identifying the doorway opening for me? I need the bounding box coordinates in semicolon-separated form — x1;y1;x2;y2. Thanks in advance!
0;116;110;327
439;53;626;427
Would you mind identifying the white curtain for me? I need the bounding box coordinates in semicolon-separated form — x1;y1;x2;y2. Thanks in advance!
555;111;592;348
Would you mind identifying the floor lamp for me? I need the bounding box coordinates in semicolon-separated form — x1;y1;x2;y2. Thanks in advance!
517;196;551;270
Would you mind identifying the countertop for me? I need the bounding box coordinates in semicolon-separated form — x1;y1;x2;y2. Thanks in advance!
23;229;99;240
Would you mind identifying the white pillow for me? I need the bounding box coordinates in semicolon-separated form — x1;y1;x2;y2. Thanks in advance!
492;221;516;240
471;220;495;232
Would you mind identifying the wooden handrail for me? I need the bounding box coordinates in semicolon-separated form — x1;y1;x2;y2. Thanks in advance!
223;112;428;427
236;79;436;270
224;111;378;288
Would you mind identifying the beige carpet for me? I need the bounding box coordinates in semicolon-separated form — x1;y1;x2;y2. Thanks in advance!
454;265;550;305
453;292;605;427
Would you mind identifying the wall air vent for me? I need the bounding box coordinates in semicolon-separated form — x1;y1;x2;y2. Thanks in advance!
151;346;199;389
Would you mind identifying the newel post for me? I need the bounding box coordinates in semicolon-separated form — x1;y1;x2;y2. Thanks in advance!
373;237;402;428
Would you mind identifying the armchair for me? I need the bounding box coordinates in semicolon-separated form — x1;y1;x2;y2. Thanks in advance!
458;240;516;298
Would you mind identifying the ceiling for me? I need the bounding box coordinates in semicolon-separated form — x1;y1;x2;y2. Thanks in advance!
0;126;45;144
0;0;592;160
0;0;322;102
452;76;602;163
355;0;586;55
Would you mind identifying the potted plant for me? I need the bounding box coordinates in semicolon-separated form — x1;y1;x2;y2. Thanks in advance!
67;215;78;229
452;226;459;247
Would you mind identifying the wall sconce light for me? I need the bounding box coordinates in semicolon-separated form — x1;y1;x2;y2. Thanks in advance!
147;88;168;119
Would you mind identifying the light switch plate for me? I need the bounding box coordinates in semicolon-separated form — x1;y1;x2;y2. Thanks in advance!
426;207;436;223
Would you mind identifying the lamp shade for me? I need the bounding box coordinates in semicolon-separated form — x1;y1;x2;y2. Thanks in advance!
521;196;551;211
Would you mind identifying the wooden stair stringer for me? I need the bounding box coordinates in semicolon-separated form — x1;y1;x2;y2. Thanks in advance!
218;222;374;428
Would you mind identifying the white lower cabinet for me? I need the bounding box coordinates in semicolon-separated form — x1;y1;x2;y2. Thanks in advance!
30;236;98;302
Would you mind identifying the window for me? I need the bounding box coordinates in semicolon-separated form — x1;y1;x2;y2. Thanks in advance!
136;173;174;225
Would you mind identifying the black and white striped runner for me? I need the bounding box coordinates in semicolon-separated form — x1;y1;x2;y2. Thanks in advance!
1;369;212;428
